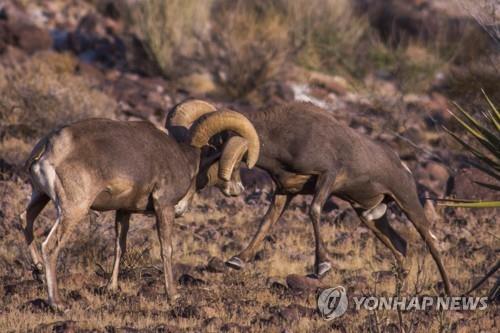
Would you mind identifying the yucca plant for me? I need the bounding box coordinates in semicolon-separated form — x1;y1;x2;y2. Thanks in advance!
439;89;500;207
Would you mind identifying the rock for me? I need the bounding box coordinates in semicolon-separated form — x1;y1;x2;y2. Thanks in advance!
137;282;161;299
172;262;194;280
446;168;500;201
178;273;205;287
203;317;223;328
426;162;450;184
266;277;288;294
355;0;487;47
285;274;326;293
106;327;141;333
20;298;52;313
254;249;270;261
272;304;316;322
221;241;242;253
179;72;217;96
220;323;251;332
308;71;349;96
171;305;199;318
35;321;77;333
0;19;51;54
3;279;43;296
150;324;181;333
207;256;227;273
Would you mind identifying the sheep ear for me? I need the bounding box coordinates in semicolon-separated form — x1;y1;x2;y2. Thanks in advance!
219;136;248;181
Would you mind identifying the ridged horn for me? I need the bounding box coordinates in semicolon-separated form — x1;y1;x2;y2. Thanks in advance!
166;100;217;141
205;161;220;187
190;110;260;169
219;136;248;181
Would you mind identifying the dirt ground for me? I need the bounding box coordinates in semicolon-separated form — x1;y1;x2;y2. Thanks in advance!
0;0;498;332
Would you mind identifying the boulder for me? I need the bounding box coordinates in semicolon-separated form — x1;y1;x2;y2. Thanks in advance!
207;256;227;273
285;274;327;292
446;167;500;201
0;3;52;54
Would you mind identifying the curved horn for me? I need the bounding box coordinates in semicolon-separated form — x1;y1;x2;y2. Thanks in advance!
219;136;248;181
166;100;217;141
205;161;220;187
190;110;260;169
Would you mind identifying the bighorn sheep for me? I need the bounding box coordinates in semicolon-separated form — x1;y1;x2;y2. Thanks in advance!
170;101;452;295
20;102;260;310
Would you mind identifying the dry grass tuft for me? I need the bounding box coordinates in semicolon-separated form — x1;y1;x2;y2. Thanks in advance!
204;0;290;98
0;51;116;164
136;0;212;78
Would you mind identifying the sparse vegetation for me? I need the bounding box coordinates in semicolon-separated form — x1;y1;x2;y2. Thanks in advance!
0;52;116;163
0;0;498;332
136;0;212;78
441;90;500;207
203;0;290;98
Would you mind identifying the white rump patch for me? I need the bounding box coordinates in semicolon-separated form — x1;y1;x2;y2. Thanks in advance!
32;158;57;202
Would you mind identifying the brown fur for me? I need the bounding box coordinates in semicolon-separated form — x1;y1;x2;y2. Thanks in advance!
21;118;251;310
228;102;452;295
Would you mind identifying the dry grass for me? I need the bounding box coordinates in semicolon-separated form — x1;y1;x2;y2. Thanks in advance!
204;0;290;98
0;177;497;332
0;52;116;165
136;0;212;78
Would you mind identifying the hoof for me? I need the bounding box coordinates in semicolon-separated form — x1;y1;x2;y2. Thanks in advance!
106;284;120;293
315;262;332;278
169;293;181;304
226;256;244;270
50;301;70;314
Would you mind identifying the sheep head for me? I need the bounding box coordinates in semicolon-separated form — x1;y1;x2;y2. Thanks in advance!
167;100;260;196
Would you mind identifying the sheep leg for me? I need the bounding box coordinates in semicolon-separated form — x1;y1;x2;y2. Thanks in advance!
396;197;452;295
107;210;130;291
152;197;179;302
20;191;49;273
354;205;406;268
374;214;407;257
226;194;291;270
42;206;85;311
310;173;335;277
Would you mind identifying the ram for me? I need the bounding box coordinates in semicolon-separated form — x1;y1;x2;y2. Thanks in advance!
20;103;259;311
173;101;452;295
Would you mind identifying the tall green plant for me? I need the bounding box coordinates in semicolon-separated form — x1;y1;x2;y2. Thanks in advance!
439;90;500;207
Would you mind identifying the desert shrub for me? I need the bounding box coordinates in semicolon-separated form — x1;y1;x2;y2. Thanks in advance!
457;0;500;45
204;0;290;98
133;0;368;97
441;90;499;207
444;54;500;103
286;0;370;76
0;52;116;143
136;0;212;78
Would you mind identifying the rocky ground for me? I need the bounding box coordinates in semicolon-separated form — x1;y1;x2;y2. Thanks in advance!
0;0;498;332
